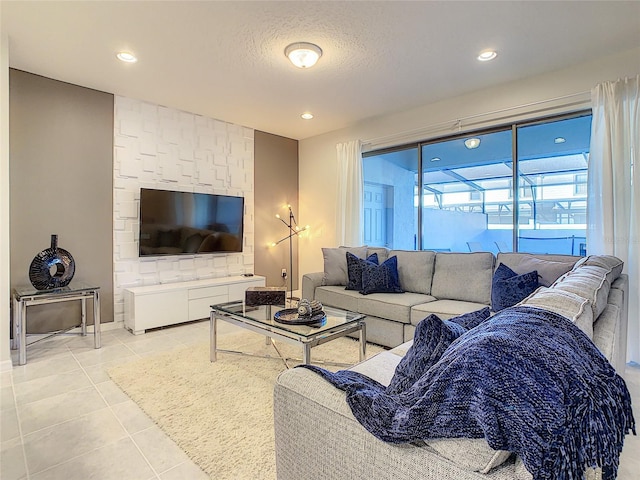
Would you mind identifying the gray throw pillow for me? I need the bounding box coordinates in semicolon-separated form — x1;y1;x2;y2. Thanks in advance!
321;246;367;286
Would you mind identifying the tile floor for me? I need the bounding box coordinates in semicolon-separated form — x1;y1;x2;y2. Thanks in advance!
2;321;639;480
1;320;241;480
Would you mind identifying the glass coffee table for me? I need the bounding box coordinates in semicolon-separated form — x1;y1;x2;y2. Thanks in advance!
210;301;366;367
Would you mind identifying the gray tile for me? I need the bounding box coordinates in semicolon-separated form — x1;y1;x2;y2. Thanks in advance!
95;379;131;406
132;425;190;474
25;333;78;350
0;437;28;480
1;407;20;442
83;356;137;384
23;407;128;475
11;353;80;384
1;370;13;388
72;343;137;368
64;331;121;353
111;399;155;434
1;385;16;411
112;328;169;344
13;369;92;405
160;460;209;480
13;341;72;365
18;385;107;434
30;437;156;480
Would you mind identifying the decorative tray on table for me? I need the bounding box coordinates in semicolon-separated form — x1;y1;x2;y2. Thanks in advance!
274;308;326;326
273;299;326;326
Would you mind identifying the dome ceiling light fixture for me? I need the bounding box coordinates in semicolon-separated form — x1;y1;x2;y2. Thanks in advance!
285;42;323;68
116;51;137;63
464;138;481;149
554;137;567;144
301;112;314;120
477;50;497;62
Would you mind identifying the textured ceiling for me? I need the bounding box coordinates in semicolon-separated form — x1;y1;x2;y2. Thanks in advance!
2;1;639;140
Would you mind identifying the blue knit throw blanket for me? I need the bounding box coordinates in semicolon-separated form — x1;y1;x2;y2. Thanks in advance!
301;306;636;480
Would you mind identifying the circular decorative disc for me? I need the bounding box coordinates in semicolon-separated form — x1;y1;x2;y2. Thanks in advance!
28;240;76;290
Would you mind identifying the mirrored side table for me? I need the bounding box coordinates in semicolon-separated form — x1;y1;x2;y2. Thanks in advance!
12;281;101;365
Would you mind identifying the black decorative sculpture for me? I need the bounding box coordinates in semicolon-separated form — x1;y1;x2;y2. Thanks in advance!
29;234;76;290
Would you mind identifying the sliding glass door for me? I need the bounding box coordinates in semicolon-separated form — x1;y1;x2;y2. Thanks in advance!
421;129;513;252
362;147;418;249
362;111;591;254
515;114;590;255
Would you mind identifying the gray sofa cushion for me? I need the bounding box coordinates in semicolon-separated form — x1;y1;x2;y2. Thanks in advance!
389;250;436;294
411;299;489;326
322;246;367;286
358;292;435;324
315;286;361;312
496;252;576;287
349;350;402;386
431;252;494;304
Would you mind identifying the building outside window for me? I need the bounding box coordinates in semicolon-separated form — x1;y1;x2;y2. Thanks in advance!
362;112;591;255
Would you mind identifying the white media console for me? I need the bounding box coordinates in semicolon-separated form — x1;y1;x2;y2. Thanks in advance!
124;275;266;334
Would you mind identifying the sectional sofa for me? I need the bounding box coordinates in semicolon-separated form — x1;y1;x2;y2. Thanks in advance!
275;249;629;479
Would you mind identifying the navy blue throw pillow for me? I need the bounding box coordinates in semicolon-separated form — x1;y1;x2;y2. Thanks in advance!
345;252;379;291
447;306;492;330
360;255;404;295
387;314;468;394
491;263;539;312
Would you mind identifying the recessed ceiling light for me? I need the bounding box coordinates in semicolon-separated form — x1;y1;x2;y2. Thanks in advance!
285;42;322;68
554;137;566;144
464;138;481;149
301;112;314;120
116;52;137;63
477;50;497;62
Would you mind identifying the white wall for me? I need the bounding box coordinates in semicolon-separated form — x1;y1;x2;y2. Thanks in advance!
0;34;11;370
299;47;640;279
112;96;255;327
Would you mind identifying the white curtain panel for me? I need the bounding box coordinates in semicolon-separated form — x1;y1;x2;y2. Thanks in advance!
588;75;640;364
336;140;364;246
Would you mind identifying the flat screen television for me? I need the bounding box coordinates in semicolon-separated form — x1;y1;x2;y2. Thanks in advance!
139;188;244;256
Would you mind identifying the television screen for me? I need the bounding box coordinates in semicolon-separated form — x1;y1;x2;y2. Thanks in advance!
139;188;244;256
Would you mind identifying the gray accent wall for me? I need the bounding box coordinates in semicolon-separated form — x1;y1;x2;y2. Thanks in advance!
9;70;114;333
254;131;299;290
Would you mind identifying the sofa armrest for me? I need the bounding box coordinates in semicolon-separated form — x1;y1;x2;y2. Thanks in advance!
610;273;628;370
302;272;324;300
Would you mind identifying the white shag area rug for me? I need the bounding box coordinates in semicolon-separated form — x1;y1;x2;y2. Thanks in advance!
108;332;383;480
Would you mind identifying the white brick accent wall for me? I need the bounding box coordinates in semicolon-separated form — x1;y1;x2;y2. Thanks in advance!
113;96;255;326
